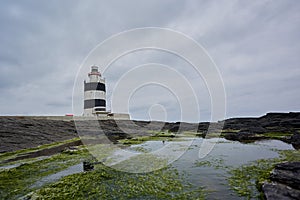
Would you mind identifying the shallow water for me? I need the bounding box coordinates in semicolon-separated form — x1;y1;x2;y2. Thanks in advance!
130;138;294;199
31;163;83;188
28;138;294;199
0;163;21;170
0;156;50;171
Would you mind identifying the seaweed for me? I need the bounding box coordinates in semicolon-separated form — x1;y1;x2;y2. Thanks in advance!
29;165;207;199
227;149;300;199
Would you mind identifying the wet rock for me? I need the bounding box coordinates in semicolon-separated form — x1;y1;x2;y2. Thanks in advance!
291;134;300;149
83;161;94;171
270;162;300;190
224;131;262;142
262;162;300;200
262;182;300;200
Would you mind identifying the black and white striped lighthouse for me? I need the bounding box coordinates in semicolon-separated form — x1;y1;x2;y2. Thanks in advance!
83;66;106;116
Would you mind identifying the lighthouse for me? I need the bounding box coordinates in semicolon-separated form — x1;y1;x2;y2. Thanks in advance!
83;66;106;116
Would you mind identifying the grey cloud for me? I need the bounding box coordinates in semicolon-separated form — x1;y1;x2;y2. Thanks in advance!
0;0;299;121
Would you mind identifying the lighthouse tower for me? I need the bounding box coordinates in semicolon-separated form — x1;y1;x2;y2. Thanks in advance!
83;66;106;116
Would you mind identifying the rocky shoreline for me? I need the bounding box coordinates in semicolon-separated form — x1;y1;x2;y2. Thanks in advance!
222;112;300;149
0;112;299;199
0;112;299;153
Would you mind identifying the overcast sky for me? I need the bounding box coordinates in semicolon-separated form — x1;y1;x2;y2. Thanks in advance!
0;0;299;122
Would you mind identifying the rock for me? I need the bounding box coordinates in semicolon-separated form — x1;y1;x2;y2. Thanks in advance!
0;117;78;153
1;112;300;153
291;134;300;149
223;130;262;142
241;126;266;134
262;162;300;200
270;162;300;190
83;161;94;171
262;182;300;200
222;112;300;143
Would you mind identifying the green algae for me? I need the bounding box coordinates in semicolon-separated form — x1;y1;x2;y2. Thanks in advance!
194;157;227;170
261;132;293;139
0;147;92;199
0;137;208;199
203;132;226;139
120;137;150;145
153;131;176;137
2;133;298;199
111;153;169;173
118;131;195;145
130;146;150;153
221;129;240;133
227;149;300;199
29;164;207;200
228;159;277;199
86;143;117;161
179;131;204;138
119;135;174;145
0;137;81;164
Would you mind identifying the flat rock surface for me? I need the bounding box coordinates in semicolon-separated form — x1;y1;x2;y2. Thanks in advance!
0;117;77;153
0;112;299;153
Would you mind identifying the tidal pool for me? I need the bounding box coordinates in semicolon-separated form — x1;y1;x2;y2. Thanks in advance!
17;138;295;199
124;138;294;199
31;163;83;188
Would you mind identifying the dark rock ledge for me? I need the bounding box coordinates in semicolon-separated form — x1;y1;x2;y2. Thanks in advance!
262;162;300;200
0;112;299;153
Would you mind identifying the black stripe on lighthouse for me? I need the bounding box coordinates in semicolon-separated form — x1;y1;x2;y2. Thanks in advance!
84;82;105;92
84;99;106;109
